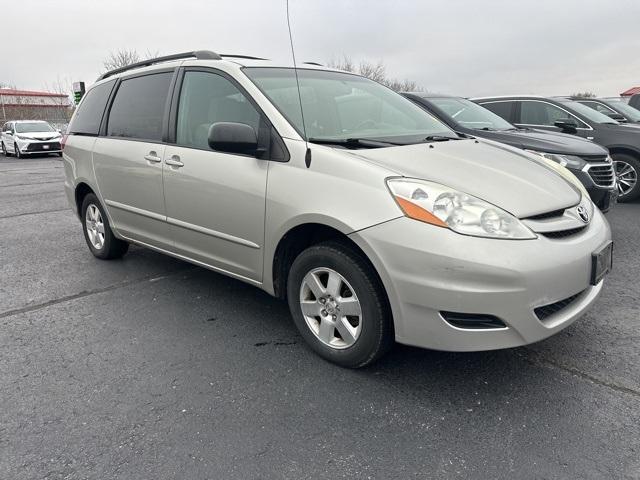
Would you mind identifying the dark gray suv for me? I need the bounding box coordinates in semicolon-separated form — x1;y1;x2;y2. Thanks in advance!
474;96;640;202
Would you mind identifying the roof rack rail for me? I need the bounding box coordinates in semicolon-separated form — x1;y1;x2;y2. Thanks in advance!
220;54;268;61
303;62;323;66
97;50;222;81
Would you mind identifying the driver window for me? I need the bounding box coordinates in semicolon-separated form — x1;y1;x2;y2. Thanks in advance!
520;101;586;128
176;71;261;150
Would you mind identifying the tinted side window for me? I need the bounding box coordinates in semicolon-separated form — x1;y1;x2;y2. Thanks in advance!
68;80;115;135
176;71;261;149
520;101;586;127
107;73;172;141
481;101;513;121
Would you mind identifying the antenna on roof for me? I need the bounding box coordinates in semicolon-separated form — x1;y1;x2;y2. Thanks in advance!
286;0;311;168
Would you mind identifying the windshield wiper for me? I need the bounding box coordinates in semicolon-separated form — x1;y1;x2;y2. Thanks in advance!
308;137;400;148
423;135;462;142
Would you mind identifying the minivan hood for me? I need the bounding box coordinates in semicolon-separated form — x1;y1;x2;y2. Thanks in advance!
349;139;581;218
468;128;608;156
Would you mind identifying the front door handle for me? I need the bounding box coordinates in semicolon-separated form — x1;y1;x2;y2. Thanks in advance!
144;151;162;163
165;155;184;168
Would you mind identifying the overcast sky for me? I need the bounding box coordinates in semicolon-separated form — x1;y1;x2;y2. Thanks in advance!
4;0;640;97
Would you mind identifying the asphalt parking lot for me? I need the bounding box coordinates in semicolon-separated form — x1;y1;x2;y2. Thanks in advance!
1;154;639;479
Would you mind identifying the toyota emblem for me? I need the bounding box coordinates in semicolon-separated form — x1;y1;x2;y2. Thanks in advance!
577;205;589;223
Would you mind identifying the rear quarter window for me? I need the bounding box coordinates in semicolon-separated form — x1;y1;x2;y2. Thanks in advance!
107;72;173;142
68;80;115;135
479;101;514;122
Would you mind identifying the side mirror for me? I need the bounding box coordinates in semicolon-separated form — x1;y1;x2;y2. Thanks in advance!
208;122;259;156
607;112;626;122
554;119;578;134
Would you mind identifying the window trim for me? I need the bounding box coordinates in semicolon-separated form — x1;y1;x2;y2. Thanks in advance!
102;68;177;143
167;66;290;162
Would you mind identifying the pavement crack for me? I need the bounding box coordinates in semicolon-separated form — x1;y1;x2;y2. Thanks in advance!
1;179;63;188
522;349;640;399
0;267;197;319
0;208;69;220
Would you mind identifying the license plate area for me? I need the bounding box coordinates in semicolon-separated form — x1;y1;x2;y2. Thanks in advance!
591;241;613;285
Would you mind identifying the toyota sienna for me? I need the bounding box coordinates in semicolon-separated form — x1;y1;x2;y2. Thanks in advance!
63;51;612;367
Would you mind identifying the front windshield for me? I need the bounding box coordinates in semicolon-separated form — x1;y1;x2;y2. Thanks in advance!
562;101;619;124
429;97;514;131
243;67;455;143
606;100;640;122
15;122;55;133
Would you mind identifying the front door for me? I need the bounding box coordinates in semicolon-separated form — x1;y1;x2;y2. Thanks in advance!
93;71;174;249
162;69;268;282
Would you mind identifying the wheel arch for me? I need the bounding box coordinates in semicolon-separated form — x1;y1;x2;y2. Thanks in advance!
608;145;640;160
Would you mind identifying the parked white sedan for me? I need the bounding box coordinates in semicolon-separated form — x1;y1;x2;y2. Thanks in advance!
1;120;63;157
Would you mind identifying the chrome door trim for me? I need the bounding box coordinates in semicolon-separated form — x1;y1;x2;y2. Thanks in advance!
166;216;260;249
104;199;166;222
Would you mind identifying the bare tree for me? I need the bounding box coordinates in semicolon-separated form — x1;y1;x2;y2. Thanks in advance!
102;49;159;72
328;55;423;92
571;91;597;98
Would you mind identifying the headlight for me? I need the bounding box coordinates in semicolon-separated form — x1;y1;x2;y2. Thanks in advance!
525;150;586;170
386;178;536;240
525;151;589;198
15;135;27;140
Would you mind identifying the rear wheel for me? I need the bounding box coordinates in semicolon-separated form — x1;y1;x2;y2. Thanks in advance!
613;153;640;202
81;193;129;259
287;241;393;368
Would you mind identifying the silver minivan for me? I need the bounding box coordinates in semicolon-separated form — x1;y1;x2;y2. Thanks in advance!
63;51;612;367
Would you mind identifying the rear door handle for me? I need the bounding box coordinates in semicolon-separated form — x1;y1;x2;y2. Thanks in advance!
144;151;162;163
165;155;184;168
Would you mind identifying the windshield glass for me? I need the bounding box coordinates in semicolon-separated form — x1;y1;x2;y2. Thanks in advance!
15;122;55;133
429;97;514;131
243;67;454;143
562;101;619;124
606;100;640;122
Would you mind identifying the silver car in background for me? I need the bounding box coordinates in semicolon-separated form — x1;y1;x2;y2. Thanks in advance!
62;51;612;367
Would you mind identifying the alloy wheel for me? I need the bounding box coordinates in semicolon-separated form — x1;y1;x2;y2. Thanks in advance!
614;159;638;197
299;267;363;349
85;204;106;250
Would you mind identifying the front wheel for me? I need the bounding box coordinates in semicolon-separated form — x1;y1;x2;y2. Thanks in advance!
613;154;640;202
81;193;129;259
287;241;393;368
14;143;22;159
1;142;9;157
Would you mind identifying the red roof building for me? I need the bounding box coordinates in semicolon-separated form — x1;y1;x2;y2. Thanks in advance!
620;86;640;97
0;88;72;125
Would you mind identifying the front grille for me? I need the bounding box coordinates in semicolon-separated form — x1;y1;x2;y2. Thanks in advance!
525;208;566;220
541;226;587;239
534;291;584;321
580;154;608;163
26;142;61;152
587;163;615;187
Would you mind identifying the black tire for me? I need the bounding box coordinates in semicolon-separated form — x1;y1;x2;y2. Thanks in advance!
612;153;640;202
1;142;9;157
287;241;393;368
80;193;129;260
14;143;22;159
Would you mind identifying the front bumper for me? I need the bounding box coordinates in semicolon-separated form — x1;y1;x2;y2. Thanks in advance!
349;210;611;352
15;138;62;154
